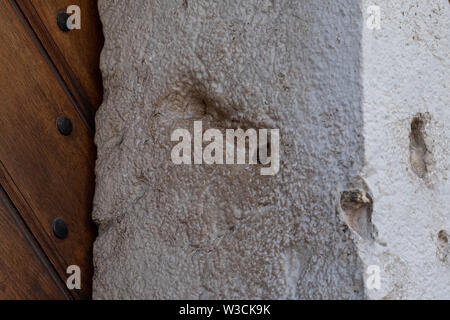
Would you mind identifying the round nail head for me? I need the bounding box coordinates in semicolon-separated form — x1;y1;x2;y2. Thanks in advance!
52;218;68;239
57;12;70;32
57;116;73;136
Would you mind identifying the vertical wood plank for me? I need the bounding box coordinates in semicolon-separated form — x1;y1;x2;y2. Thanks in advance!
0;186;70;300
0;0;97;299
16;0;104;127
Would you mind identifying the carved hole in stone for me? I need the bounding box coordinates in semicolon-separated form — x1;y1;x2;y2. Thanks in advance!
340;189;374;240
409;113;431;179
437;230;449;263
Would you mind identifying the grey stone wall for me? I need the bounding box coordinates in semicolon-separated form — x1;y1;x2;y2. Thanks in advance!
92;0;449;299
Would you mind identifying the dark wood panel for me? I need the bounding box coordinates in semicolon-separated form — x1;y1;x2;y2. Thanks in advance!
0;0;96;299
0;186;69;300
16;0;104;127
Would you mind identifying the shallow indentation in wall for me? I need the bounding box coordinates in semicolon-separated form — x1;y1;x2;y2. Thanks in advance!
339;189;375;241
409;113;432;179
437;230;449;263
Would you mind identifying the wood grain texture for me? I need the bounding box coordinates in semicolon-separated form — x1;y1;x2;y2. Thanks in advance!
0;186;70;300
0;0;97;299
16;0;104;128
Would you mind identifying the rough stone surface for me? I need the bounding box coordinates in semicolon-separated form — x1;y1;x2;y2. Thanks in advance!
93;0;449;299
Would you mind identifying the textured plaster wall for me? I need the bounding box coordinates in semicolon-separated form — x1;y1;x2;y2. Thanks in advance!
92;0;449;299
358;0;450;299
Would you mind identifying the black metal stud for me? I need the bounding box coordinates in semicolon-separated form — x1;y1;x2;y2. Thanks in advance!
57;11;71;32
57;116;73;136
52;218;68;239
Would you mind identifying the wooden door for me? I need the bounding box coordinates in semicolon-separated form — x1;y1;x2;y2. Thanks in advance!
0;0;103;299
